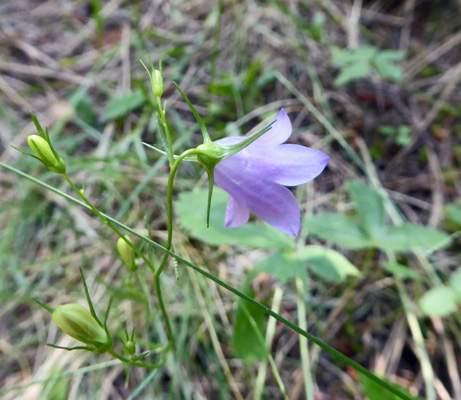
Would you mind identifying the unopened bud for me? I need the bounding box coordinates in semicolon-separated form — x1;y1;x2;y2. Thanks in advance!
27;135;66;174
125;340;136;356
52;303;108;345
152;68;163;98
117;236;136;271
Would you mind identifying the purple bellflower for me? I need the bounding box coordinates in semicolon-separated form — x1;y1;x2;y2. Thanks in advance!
172;85;328;237
213;109;329;236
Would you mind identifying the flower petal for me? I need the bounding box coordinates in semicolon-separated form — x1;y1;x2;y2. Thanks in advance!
250;144;329;186
215;167;301;236
255;108;292;146
224;194;250;227
216;109;292;149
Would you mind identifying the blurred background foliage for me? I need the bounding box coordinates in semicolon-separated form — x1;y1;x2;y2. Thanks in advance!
0;0;461;399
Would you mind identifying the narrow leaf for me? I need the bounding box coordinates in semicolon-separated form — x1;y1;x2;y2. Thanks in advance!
173;82;211;143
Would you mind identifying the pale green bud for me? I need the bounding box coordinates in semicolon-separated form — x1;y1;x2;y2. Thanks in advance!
52;304;108;345
27;135;66;174
125;340;136;356
117;236;136;271
152;69;163;98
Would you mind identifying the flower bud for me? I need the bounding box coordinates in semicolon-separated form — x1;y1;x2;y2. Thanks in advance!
152;69;163;98
52;303;108;345
117;236;136;271
27;135;66;174
125;340;136;356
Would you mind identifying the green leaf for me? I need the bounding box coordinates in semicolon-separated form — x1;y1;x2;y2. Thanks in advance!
102;90;146;121
242;59;262;87
384;263;423;281
378;224;449;252
449;268;461;295
253;252;307;286
358;372;421;400
175;188;294;249
353;46;378;61
374;50;406;62
233;252;305;363
297;246;360;283
374;61;404;81
305;213;372;249
378;125;397;136
233;294;267;363
332;46;376;65
72;94;97;127
395;125;412;146
445;202;461;225
419;286;459;317
347;181;386;241
310;12;326;42
335;62;370;85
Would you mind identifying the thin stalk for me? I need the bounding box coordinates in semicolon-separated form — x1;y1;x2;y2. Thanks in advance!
154;149;198;347
254;286;284;400
107;349;165;370
295;277;314;400
156;97;175;167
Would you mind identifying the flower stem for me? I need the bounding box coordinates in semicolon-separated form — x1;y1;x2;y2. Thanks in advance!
156;96;175;167
107;348;165;370
154;149;198;347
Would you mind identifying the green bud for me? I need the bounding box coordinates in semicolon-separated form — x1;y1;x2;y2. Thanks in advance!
125;340;136;356
27;134;66;174
117;236;136;271
52;304;108;346
152;69;163;98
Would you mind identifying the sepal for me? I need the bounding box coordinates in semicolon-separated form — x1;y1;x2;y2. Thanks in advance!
121;328;136;356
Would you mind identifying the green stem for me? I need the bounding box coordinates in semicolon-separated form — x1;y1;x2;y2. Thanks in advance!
295;277;314;400
62;174;155;274
154;149;198;347
156;96;175;167
107;348;165;370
